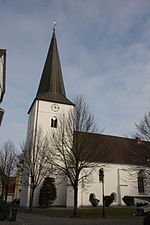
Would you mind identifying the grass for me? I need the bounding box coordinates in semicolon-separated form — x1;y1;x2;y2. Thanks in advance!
18;207;143;220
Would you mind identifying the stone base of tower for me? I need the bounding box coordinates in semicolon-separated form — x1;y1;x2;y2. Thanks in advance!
53;178;67;207
20;184;30;207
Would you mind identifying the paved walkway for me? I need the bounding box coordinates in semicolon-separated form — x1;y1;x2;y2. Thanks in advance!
0;212;144;225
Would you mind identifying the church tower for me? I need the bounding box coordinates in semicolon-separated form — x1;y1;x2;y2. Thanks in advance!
27;29;74;136
21;29;74;207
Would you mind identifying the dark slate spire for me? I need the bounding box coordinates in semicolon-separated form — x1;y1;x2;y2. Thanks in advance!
36;30;73;105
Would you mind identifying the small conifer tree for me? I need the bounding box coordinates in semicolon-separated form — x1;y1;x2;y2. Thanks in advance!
39;177;57;207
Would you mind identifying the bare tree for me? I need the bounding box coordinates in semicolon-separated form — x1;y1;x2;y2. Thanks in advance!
21;129;53;211
50;96;104;216
129;112;150;167
128;111;150;194
0;140;17;202
136;112;150;142
134;111;150;166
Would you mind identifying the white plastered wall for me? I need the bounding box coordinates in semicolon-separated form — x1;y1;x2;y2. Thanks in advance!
20;102;37;207
67;163;150;207
21;99;73;207
35;100;73;132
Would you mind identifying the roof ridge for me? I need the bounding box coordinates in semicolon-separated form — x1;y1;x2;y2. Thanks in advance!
76;131;134;141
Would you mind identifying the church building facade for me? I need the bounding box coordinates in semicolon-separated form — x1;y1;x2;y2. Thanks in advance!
20;30;150;208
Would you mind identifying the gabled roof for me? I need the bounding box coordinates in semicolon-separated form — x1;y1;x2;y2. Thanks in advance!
74;131;149;165
35;31;73;106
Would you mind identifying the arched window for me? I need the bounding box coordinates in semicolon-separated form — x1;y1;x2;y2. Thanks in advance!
51;116;57;128
138;169;145;194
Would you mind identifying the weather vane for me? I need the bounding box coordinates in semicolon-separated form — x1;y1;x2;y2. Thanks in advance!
52;21;57;31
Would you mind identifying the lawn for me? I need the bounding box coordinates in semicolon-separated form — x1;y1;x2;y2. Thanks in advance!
19;207;143;219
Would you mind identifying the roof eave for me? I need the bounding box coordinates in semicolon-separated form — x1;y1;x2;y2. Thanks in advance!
28;98;74;114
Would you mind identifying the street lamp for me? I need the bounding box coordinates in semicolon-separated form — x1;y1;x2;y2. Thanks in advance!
99;168;105;217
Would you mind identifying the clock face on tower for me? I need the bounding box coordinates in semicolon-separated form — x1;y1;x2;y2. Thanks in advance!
51;103;60;112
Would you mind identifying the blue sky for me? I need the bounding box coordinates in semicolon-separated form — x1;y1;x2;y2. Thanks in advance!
1;0;150;148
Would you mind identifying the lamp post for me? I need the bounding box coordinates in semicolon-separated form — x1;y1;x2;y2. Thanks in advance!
99;168;105;217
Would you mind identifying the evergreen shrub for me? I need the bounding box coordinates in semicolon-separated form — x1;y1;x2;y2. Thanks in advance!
122;196;134;206
89;193;99;207
39;177;57;207
104;195;113;207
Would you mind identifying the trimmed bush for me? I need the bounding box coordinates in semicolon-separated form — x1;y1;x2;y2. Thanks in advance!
90;198;100;207
104;195;113;207
89;193;99;207
122;196;134;206
136;202;148;207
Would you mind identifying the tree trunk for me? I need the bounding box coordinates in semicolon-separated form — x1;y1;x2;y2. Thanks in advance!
4;181;8;203
1;184;5;201
1;176;6;201
29;189;35;212
4;187;8;202
73;186;78;217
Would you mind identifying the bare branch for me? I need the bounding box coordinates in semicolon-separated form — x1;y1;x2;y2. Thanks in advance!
21;129;53;210
49;96;104;216
0;140;17;201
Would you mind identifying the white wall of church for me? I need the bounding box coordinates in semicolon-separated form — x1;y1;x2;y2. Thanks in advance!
22;100;150;208
20;100;74;207
20;103;37;207
33;100;73;206
66;163;150;207
54;177;67;206
20;183;30;207
26;99;74;139
22;175;67;207
35;100;73;133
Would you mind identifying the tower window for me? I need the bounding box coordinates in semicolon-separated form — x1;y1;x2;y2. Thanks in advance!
51;116;57;128
138;169;145;194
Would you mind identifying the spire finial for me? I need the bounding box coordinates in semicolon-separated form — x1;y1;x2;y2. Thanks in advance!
52;21;57;31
